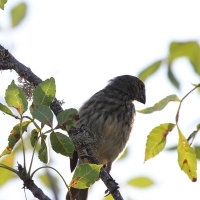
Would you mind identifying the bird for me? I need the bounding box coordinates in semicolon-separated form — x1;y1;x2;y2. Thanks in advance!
66;75;146;200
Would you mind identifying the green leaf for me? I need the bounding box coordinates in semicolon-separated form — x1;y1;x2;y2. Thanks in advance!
0;154;16;186
137;94;180;114
127;176;154;188
169;41;195;63
57;108;79;130
57;108;78;125
138;60;162;81
0;121;31;157
167;66;180;89
0;0;7;10
0;102;15;117
30;104;53;127
5;80;28;114
50;132;74;158
194;146;200;160
169;41;200;76
8;121;31;148
177;127;197;182
11;2;27;27
145;123;176;161
38;135;49;164
33;78;56;106
30;129;40;147
190;46;200;75
70;164;102;189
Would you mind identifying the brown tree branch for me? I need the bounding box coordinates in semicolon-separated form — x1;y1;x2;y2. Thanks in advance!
0;44;124;200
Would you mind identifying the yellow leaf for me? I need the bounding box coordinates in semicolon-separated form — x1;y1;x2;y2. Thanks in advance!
177;127;197;182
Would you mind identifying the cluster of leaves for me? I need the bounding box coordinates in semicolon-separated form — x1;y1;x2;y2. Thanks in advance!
137;87;200;182
0;78;101;198
0;78;76;161
0;1;27;27
137;40;200;182
138;41;200;90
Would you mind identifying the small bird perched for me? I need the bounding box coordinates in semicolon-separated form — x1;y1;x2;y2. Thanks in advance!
66;75;146;200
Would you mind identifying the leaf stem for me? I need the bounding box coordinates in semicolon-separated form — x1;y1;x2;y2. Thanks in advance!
27;134;40;177
24;116;40;130
0;163;19;175
181;84;200;103
30;166;69;190
176;84;200;124
20;115;26;172
43;129;54;134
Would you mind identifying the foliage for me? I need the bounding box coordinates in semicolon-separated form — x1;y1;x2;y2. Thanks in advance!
127;176;154;188
139;85;200;181
0;1;27;28
138;41;200;90
138;42;200;182
70;164;102;189
0;78;103;199
11;2;27;27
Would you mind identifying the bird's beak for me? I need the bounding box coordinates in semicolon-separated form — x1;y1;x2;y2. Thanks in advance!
138;93;146;104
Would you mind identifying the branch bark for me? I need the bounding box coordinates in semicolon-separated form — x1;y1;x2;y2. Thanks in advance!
18;163;51;200
0;44;124;200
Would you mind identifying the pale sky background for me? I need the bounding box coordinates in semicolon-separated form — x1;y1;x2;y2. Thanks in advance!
0;0;200;200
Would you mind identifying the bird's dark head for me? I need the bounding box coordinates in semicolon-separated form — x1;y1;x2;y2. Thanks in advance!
107;75;146;104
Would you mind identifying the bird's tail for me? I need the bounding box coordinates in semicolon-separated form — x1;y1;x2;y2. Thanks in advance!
66;187;89;200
